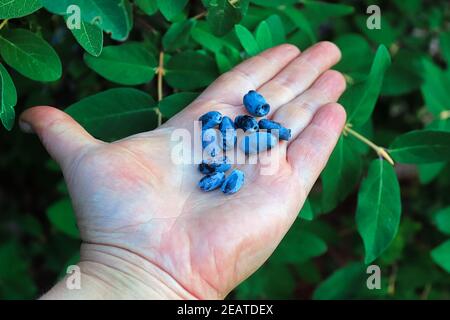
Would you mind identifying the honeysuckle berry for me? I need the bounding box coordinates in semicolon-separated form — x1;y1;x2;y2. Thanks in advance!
198;172;226;191
221;169;245;194
258;119;292;141
243;90;270;117
240;131;277;154
234;115;259;132
202;129;221;158
199;111;223;130
198;156;231;174
219;116;237;150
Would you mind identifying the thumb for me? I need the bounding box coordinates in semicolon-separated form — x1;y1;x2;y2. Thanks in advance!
19;106;98;170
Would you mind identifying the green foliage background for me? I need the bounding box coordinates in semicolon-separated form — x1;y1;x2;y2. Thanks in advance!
1;0;450;299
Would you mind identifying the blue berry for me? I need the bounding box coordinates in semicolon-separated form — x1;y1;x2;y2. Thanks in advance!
240;131;277;154
199;111;223;130
234;115;259;132
221;169;245;194
243;90;270;117
202;129;222;158
258;119;292;141
198;156;231;174
219;116;237;150
198;172;226;191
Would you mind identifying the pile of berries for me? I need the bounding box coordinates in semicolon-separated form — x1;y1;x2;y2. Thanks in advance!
198;90;291;195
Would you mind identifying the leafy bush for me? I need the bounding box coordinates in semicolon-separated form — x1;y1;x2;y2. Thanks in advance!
1;0;450;299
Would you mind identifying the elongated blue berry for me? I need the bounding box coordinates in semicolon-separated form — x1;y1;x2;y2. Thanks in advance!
199;111;222;130
219;116;237;150
258;119;292;141
202;129;221;157
240;131;277;154
198;156;231;174
198;172;226;191
243;90;270;117
234;115;259;132
221;169;245;194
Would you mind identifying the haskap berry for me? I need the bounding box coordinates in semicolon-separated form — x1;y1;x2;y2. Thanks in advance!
234;115;259;132
199;111;223;130
196;90;290;195
240;131;277;154
219;116;237;150
198;156;231;174
243;90;270;117
198;172;226;191
258;119;292;141
221;169;245;194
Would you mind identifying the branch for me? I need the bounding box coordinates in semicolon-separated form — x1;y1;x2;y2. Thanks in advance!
343;124;395;165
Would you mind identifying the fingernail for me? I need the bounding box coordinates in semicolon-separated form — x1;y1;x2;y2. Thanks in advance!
19;120;34;134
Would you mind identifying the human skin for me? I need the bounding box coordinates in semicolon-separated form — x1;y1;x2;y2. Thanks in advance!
19;43;347;300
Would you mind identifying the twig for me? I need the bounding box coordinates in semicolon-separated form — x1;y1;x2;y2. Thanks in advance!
192;11;207;20
420;283;432;300
344;124;395;165
154;51;165;126
0;19;9;30
387;264;398;295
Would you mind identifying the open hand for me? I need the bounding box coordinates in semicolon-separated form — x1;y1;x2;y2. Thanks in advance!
20;43;346;299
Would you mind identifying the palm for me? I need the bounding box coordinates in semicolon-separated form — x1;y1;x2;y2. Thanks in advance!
21;43;346;299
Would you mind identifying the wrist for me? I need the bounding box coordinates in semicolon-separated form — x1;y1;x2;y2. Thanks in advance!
41;243;198;300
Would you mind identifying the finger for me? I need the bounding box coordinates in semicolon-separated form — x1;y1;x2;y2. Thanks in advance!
258;41;341;116
19;106;98;170
271;70;346;140
287;103;346;191
196;44;301;106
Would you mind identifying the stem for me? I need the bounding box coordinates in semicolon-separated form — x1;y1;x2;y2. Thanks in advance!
0;19;9;30
192;11;207;20
344;124;395;165
440;110;450;120
155;51;165;126
387;264;397;295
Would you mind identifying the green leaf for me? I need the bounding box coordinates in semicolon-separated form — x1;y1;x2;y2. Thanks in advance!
343;45;391;126
0;242;37;299
255;21;272;51
165;51;218;90
271;228;327;265
356;159;401;264
163;19;196;52
0;0;42;18
157;0;188;21
302;0;354;19
431;240;450;273
84;43;157;85
265;14;285;46
46;199;80;239
235;24;260;56
434;207;450;235
283;8;316;44
42;0;131;41
355;14;400;47
381;50;423;96
0;62;17;131
69;20;103;57
158;92;198;118
313;262;366;300
418;162;446;184
421;59;450;117
299;199;314;220
334;33;371;74
0;28;62;82
321;136;363;213
440;31;450;64
66;88;158;141
206;0;247;36
250;0;297;6
135;0;158;15
389;130;450;164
